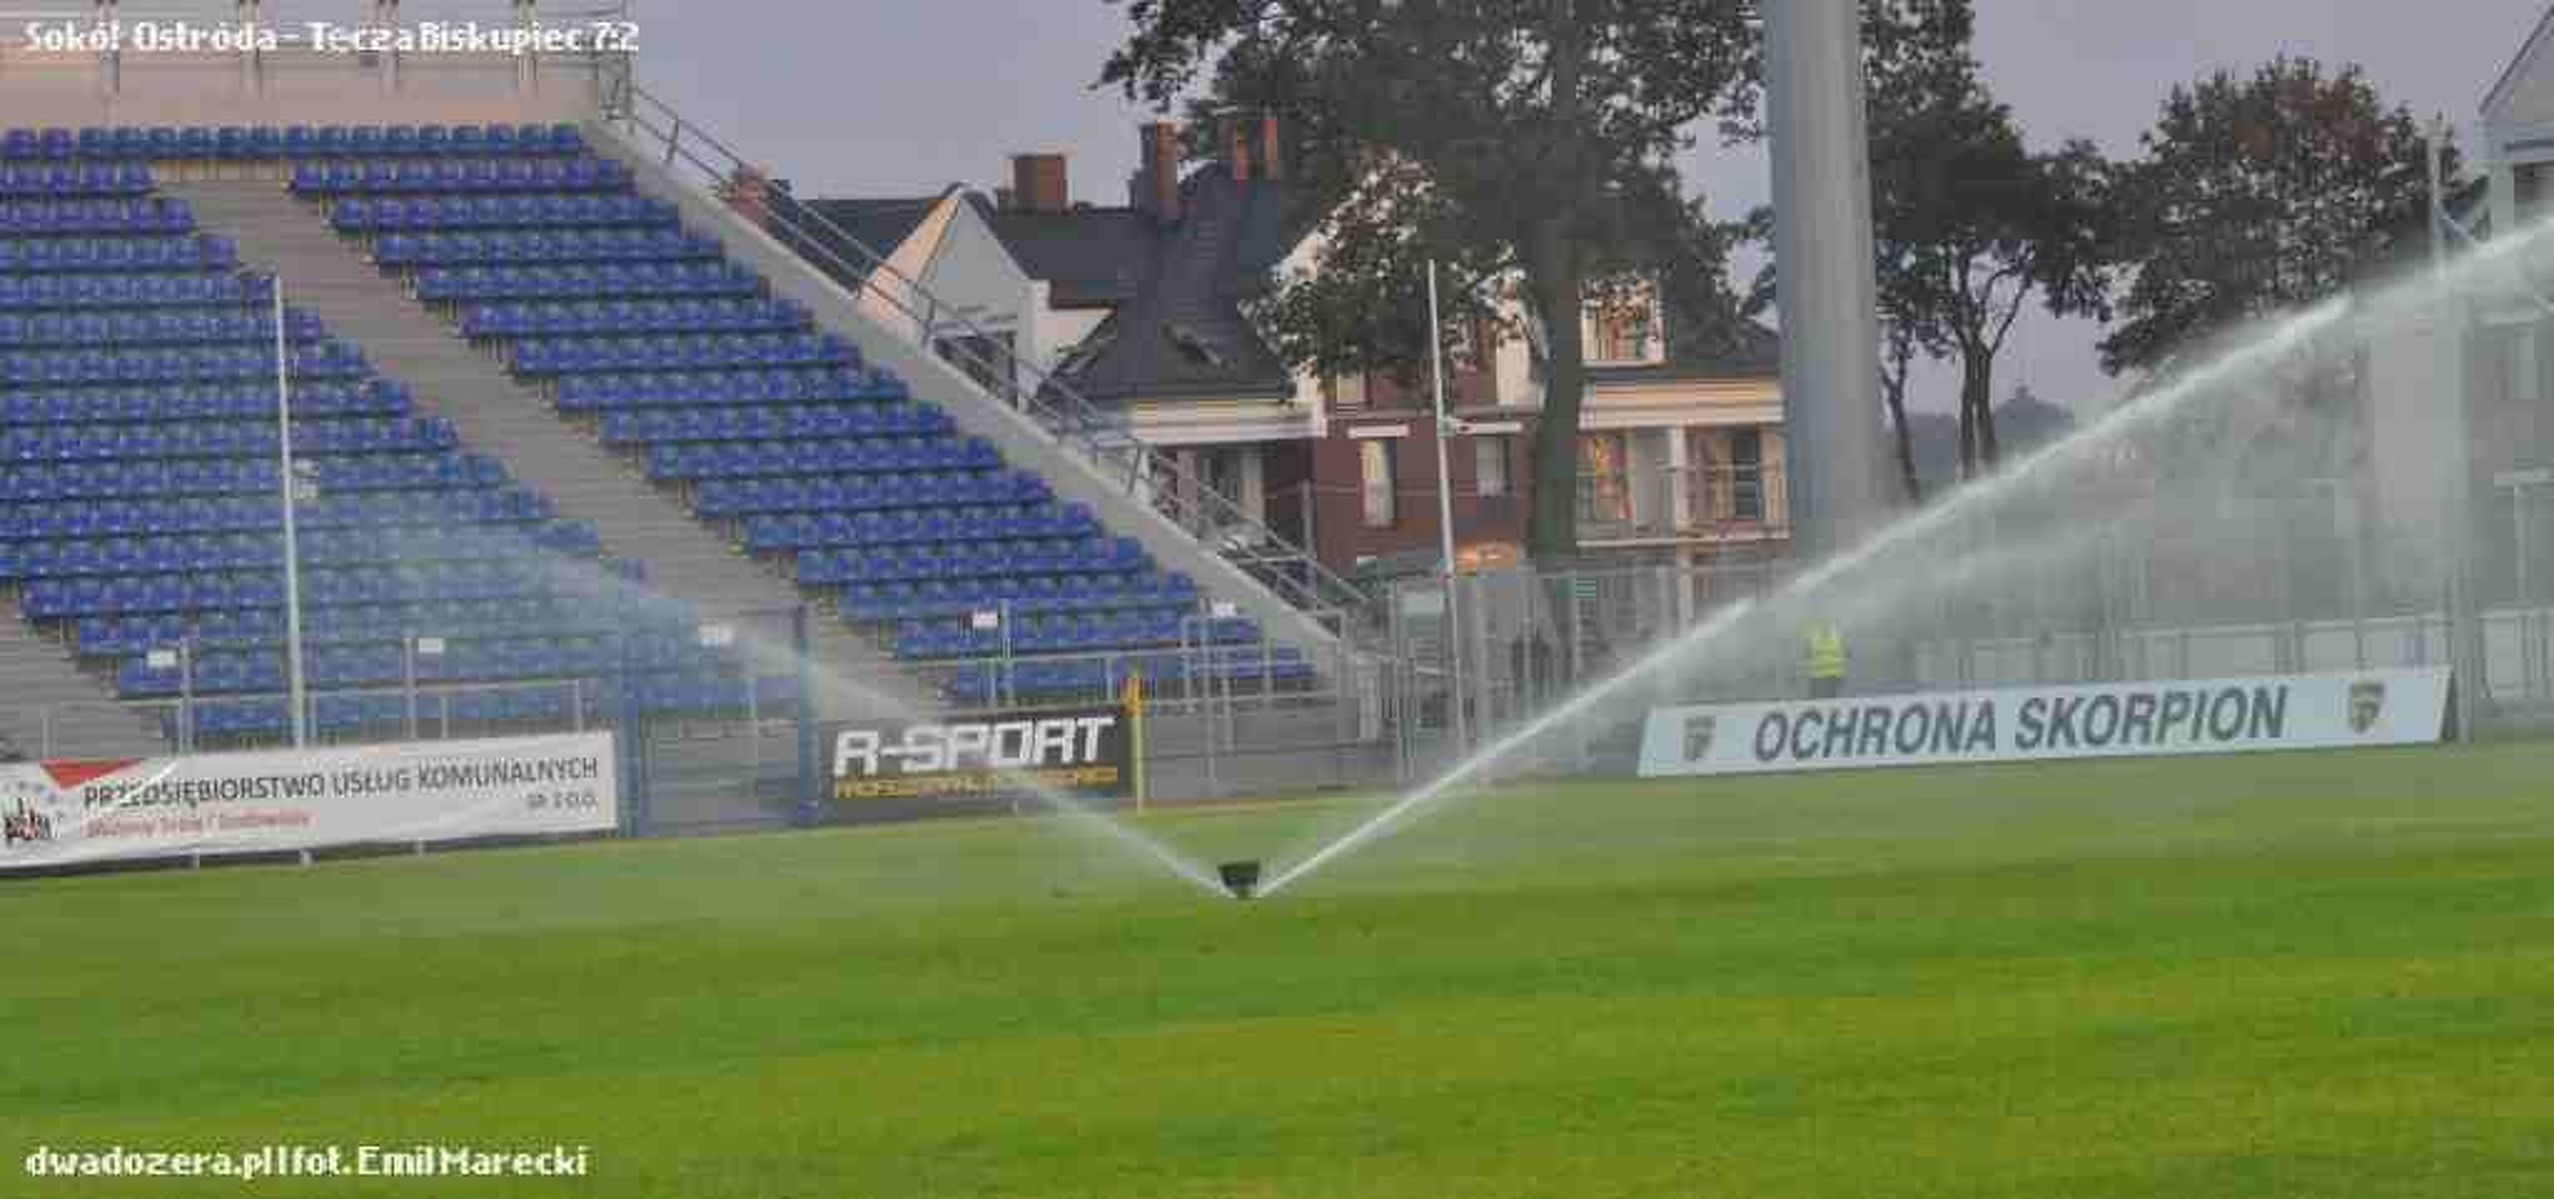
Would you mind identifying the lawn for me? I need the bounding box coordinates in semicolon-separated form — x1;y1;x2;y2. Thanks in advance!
6;742;2553;1198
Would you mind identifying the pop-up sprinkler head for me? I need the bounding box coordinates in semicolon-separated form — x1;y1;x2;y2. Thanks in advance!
1218;860;1261;900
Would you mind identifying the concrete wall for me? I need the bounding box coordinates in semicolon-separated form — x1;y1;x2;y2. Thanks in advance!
0;47;591;127
580;114;1348;658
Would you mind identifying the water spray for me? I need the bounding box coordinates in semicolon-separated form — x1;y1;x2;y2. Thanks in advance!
1254;282;2405;899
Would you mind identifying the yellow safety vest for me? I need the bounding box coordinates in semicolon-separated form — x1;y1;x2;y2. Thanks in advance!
1806;626;1848;679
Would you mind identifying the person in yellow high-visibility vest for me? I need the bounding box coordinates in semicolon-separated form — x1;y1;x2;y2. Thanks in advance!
1805;620;1848;699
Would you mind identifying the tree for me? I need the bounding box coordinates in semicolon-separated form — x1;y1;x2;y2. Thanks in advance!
1101;0;1755;561
2102;56;2450;379
1745;0;2111;496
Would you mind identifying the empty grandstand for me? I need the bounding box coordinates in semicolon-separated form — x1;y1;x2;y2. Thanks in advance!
0;42;1348;779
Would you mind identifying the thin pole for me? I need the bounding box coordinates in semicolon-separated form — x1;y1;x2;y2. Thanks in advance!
2514;481;2534;607
2431;120;2480;740
1426;261;1471;752
275;280;309;747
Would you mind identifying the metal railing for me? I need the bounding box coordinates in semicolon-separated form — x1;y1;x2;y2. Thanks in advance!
606;85;1375;635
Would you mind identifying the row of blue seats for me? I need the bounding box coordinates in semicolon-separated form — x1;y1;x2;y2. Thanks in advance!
0;308;324;348
4;124;587;162
0;489;547;539
0;418;457;464
0;342;364;385
376;228;715;268
0;524;599;579
177;675;793;741
518;332;855;376
0;198;194;236
0;234;234;273
897;614;1261;661
0;452;507;500
295;157;631;197
942;654;1315;705
0;380;412;426
0;270;271;311
334;194;676;233
464;298;806;339
122;639;741;697
0;164;153;199
26;560;639;617
798;537;1151;587
556;367;899;411
841;573;1200;624
601;403;948;445
78;597;696;655
743;505;1095;552
416;262;762;302
647;437;1001;481
695;472;1049;517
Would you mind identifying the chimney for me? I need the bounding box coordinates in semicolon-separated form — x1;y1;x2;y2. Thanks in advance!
1258;112;1284;182
1132;122;1182;224
1226;116;1253;183
1011;153;1069;214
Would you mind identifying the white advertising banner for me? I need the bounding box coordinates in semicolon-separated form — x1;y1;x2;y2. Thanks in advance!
1638;667;2452;779
0;732;616;871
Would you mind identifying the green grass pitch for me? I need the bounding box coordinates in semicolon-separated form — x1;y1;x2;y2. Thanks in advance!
7;742;2554;1198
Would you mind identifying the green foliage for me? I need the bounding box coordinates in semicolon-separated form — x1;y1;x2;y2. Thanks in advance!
1749;0;2113;493
2103;55;2452;378
1103;0;1757;558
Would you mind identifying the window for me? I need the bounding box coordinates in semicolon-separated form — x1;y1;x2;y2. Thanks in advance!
1729;428;1765;521
1360;439;1397;528
1577;433;1630;525
1474;435;1510;498
1591;301;1651;363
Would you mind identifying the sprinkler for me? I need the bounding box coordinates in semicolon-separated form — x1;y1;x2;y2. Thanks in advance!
1218;860;1261;900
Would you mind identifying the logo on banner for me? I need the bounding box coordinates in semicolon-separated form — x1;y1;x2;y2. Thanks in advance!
1682;714;1718;761
3;798;55;847
830;705;1134;801
2349;679;2387;734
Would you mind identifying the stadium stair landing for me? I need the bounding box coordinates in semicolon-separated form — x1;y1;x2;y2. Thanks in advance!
0;604;168;758
169;179;925;721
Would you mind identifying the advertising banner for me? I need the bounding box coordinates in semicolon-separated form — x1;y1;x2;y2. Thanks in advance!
1638;667;2451;779
0;732;616;872
829;704;1133;803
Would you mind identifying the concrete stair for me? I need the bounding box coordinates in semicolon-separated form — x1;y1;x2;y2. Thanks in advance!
0;607;168;758
170;179;927;721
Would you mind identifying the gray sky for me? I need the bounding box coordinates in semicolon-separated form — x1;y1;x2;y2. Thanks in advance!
635;0;2548;413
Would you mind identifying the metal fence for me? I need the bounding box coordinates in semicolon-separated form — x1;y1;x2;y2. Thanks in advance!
1379;555;2554;783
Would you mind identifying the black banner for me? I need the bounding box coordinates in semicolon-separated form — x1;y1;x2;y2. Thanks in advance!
827;704;1133;804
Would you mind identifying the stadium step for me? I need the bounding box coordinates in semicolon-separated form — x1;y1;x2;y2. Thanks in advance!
0;597;170;758
169;180;922;721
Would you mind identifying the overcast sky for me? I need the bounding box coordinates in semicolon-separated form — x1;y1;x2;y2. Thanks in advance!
634;0;2548;413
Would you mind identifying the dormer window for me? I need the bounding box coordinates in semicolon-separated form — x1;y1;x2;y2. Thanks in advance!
1592;302;1652;363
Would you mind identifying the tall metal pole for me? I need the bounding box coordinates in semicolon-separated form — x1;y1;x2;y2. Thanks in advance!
1426;261;1471;751
1766;0;1890;564
274;281;309;747
2431;120;2481;740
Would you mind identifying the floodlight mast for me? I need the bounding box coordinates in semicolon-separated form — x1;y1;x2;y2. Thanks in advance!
1765;0;1890;564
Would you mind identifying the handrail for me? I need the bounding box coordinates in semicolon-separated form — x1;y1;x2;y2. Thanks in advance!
607;84;1375;635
